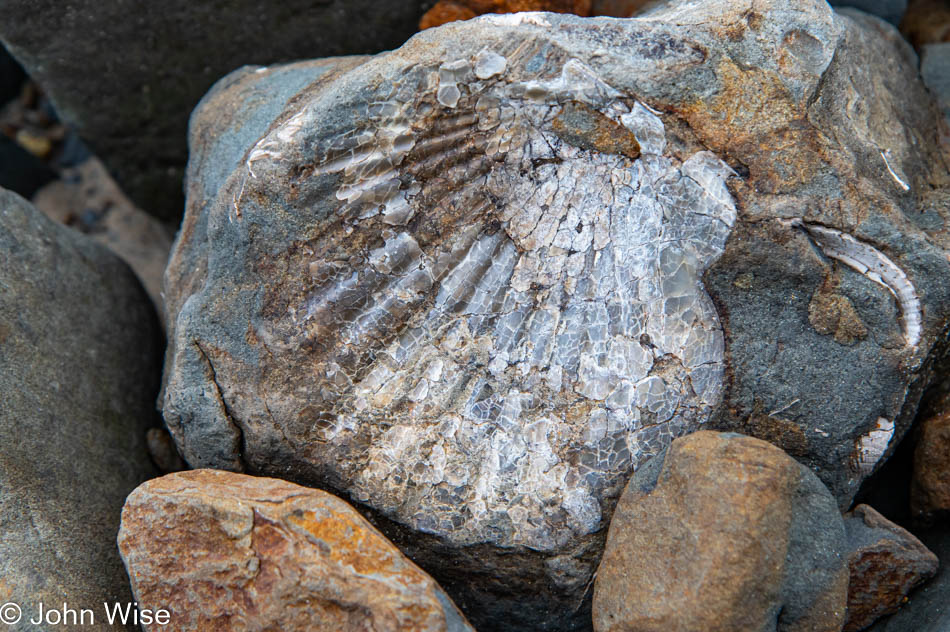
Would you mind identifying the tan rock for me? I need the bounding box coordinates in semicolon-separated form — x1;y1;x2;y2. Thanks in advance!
911;406;950;524
118;470;474;632
31;157;174;320
843;504;938;631
592;431;848;632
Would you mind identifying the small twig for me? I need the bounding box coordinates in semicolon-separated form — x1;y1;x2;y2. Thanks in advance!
768;398;800;417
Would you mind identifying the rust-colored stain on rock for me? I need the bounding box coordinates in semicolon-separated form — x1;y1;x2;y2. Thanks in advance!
552;100;641;160
117;470;473;632
843;504;939;631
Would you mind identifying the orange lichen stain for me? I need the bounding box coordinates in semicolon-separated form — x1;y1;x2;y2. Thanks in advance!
286;507;428;585
676;57;819;193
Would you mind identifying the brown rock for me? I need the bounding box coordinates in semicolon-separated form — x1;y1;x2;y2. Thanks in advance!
843;504;939;631
118;470;474;632
911;406;950;524
419;2;478;30
592;431;849;632
901;0;950;48
145;428;187;473
808;273;868;346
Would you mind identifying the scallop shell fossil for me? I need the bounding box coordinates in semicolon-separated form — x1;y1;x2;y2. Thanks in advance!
189;43;738;551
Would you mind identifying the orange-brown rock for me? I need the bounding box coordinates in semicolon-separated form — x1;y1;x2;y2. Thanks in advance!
911;406;950;524
118;470;474;632
419;0;592;30
419;2;477;30
901;0;950;48
842;504;938;631
592;431;849;632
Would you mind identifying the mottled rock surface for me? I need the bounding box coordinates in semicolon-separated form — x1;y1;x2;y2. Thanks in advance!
843;504;938;631
910;404;950;524
592;431;849;632
866;525;950;631
0;188;161;630
0;0;427;222
118;470;474;632
164;1;950;628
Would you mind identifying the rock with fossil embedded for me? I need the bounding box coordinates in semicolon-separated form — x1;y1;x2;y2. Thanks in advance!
163;1;950;629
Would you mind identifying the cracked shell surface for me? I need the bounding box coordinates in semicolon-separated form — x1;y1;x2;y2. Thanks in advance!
165;1;950;629
168;16;739;554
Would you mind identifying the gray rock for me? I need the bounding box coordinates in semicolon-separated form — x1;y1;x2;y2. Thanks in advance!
843;504;939;631
705;7;950;508
922;42;950;123
0;1;426;222
866;526;950;631
830;0;907;25
0;189;161;630
163;1;950;629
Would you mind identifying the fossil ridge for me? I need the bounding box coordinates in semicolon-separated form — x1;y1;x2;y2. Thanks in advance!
164;3;950;629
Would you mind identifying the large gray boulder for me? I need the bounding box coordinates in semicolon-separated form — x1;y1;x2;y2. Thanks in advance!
0;189;161;630
0;0;427;222
162;1;950;629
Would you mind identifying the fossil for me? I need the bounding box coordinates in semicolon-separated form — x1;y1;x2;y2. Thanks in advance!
217;47;739;551
854;417;895;476
786;219;922;349
164;3;950;629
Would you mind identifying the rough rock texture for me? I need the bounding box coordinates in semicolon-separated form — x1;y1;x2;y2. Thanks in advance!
118;470;474;632
703;6;950;506
843;504;939;631
163;1;950;629
0;0;427;222
0;188;161;629
592;431;849;632
910;404;950;524
866;525;950;631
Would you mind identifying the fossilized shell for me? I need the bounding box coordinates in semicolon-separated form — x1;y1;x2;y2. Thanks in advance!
191;44;738;552
786;219;922;348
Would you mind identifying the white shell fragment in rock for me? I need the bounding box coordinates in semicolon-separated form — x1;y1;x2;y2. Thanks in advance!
227;50;740;552
787;219;922;348
855;417;895;476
